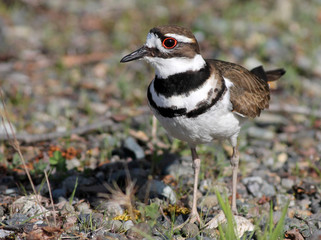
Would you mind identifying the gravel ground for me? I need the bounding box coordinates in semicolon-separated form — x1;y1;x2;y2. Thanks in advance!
0;0;321;239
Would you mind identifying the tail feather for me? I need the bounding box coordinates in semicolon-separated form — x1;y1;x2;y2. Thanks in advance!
265;68;286;82
250;66;285;82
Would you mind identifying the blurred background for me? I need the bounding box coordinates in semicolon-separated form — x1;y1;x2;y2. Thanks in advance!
0;0;320;135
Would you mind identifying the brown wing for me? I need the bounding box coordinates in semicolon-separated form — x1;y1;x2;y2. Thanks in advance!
208;60;271;118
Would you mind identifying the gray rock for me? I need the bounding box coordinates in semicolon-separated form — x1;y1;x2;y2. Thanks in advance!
261;181;276;197
255;112;289;126
123;136;145;160
123;220;134;231
5;213;28;225
107;220;123;232
0;121;16;135
103;201;124;216
199;195;218;209
63;175;95;193
181;223;199;238
141;180;177;204
76;202;92;214
163;155;193;177
247;126;275;140
0;229;15;239
243;176;275;198
52;188;67;199
126;222;152;239
280;178;294;190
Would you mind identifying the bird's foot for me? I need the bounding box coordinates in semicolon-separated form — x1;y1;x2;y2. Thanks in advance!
189;211;201;224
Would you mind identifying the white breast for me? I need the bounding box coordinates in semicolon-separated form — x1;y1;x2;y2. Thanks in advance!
149;78;245;147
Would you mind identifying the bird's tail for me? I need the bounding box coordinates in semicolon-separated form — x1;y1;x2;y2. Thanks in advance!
250;66;286;89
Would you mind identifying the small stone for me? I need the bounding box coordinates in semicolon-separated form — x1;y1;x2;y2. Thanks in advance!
199;195;218;209
126;222;152;239
255;112;288;126
76;202;92;214
142;180;177;204
247;126;275;140
123;220;134;231
162;155;193;177
99;201;124;217
107;220;122;232
123;136;145;160
5;213;28;225
0;229;15;238
52;188;67;199
281;178;294;190
181;223;199;238
5;188;17;195
0;121;16;135
261;181;276;197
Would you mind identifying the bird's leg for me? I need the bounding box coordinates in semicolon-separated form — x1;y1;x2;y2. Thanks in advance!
230;147;239;214
190;147;201;223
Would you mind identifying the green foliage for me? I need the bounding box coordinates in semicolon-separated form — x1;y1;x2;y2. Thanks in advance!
215;190;239;240
69;176;78;205
215;190;289;240
49;150;67;172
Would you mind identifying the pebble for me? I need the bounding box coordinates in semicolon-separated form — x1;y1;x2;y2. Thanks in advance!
99;201;124;216
281;178;294;190
142;180;177;204
123;220;134;231
181;223;199;238
52;188;67;199
255;112;289;126
162;155;193;177
247;126;275;140
5;213;28;225
242;176;275;198
76;202;92;214
107;220;123;232
199;195;218;209
0;121;16;135
0;230;15;238
126;222;152;239
123;136;145;160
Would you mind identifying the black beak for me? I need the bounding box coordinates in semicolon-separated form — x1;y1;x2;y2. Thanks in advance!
120;46;148;63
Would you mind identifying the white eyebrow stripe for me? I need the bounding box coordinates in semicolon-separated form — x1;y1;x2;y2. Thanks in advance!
164;33;195;43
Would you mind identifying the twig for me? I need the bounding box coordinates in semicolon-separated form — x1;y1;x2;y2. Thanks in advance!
0;88;50;225
44;170;57;227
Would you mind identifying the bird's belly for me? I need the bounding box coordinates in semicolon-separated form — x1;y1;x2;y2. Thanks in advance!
150;95;243;147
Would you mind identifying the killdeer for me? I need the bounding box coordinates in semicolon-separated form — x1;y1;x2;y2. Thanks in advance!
120;25;285;223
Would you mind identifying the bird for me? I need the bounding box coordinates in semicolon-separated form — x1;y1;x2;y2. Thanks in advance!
120;25;285;223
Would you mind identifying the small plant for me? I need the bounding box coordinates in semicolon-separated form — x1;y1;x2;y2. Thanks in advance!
214;190;289;240
215;189;239;240
49;150;67;172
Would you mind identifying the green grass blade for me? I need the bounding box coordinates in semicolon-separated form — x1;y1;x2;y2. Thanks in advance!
69;176;78;205
270;201;289;240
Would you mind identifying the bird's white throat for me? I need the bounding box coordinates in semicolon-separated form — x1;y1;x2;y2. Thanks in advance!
144;54;206;79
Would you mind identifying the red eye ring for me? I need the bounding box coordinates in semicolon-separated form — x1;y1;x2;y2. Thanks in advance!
162;37;177;49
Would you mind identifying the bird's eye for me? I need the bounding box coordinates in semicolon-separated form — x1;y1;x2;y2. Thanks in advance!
162;38;177;49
